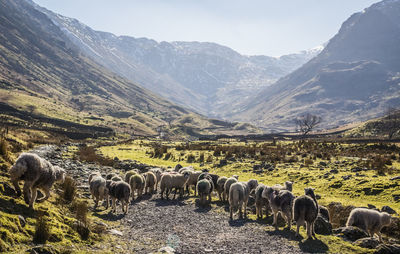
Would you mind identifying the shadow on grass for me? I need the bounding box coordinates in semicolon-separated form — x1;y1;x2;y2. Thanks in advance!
0;196;35;218
298;238;329;253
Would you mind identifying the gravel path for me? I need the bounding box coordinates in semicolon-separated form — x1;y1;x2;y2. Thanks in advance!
31;145;306;254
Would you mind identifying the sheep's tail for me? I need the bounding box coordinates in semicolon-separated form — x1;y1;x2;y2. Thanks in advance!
230;187;243;212
293;199;303;222
346;213;354;227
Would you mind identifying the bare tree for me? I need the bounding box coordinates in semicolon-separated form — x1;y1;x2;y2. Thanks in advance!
295;113;322;137
384;107;400;139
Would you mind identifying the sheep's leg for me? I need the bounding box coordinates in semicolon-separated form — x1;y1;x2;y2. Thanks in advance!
273;211;278;229
29;187;38;209
12;179;22;197
94;196;99;208
23;182;32;205
229;205;233;220
377;231;383;242
286;212;292;229
239;205;243;219
223;191;226;202
312;222;316;237
296;223;300;237
105;195;109;209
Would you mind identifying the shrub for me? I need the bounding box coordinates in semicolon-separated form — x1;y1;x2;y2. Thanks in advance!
61;176;77;203
33;213;50;244
76;146;114;166
187;154;195;163
75;201;90;240
0;138;10;162
199;153;205;163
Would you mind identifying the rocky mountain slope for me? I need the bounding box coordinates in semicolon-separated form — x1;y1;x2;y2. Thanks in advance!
0;0;260;137
230;0;400;131
30;1;321;117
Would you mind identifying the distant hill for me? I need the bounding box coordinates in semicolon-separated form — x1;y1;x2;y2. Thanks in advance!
229;0;400;132
30;1;321;117
0;0;260;137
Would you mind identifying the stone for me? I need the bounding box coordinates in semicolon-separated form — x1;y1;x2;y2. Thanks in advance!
158;246;175;253
374;244;400;254
381;206;397;214
354;237;380;249
319;205;330;222
107;229;123;236
334;226;369;242
18;215;26;227
390;176;400;181
342;175;352;180
330;169;339;174
314;215;332;235
319;161;327;167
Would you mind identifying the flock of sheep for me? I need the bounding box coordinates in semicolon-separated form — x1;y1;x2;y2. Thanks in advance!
9;152;393;242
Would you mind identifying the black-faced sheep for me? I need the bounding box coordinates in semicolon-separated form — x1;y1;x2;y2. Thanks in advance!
216;176;228;201
224;176;239;203
262;187;295;229
129;174;145;200
293;188;319;238
143;171;157;194
228;181;249;220
106;180;131;214
159;172;190;200
346;208;392;242
197;178;214;206
89;173;108;209
254;184;270;219
9;153;66;209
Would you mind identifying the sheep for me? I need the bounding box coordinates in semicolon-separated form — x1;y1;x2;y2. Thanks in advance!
273;181;293;192
143;171;157;194
224;176;239;202
149;168;163;187
89;174;108;209
346;208;392;242
183;170;202;196
229;182;249;220
178;166;194;174
88;172;101;184
197;178;213;206
106;180;131;214
247;179;259;192
293;188;319;238
9;153;66;209
124;169;139;182
160;172;190;200
262;186;295;229
216;176;228;201
254;184;270;219
129;174;145;200
111;175;123;182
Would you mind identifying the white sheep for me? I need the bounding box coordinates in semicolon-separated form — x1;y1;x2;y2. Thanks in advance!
129;174;145;200
143;171;157;194
89;173;108;209
9;153;65;209
160;172;190;200
224;176;239;203
229;181;249;220
197;177;213;206
346;208;392;242
216;176;228;201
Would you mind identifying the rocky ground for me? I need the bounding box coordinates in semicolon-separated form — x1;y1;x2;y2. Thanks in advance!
30;145;307;253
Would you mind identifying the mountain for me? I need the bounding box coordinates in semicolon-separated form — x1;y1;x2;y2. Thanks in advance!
230;0;400;131
0;0;260;137
30;2;321;117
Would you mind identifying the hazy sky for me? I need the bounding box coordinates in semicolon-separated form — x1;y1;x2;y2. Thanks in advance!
33;0;380;56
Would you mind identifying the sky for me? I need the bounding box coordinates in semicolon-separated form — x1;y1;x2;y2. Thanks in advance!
33;0;380;56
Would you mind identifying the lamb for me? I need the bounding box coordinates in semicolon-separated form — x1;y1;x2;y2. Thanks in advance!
160;172;190;200
9;153;66;209
229;181;249;220
254;184;270;219
197;178;213;206
143;171;157;194
293;188;319;238
106;180;131;214
129;174;145;200
216;176;228;201
224;176;239;202
346;208;392;242
89;173;108;209
262;186;295;229
183;170;202;196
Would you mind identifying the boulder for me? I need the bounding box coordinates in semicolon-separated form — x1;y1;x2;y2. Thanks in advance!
314;215;332;235
319;205;330;222
333;226;369;242
354;237;380;249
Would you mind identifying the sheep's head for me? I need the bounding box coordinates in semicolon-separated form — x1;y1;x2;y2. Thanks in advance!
381;212;392;227
304;187;316;199
9;158;28;181
247;179;258;192
285;181;293;191
233;175;239;180
183;171;190;179
54;166;66;183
